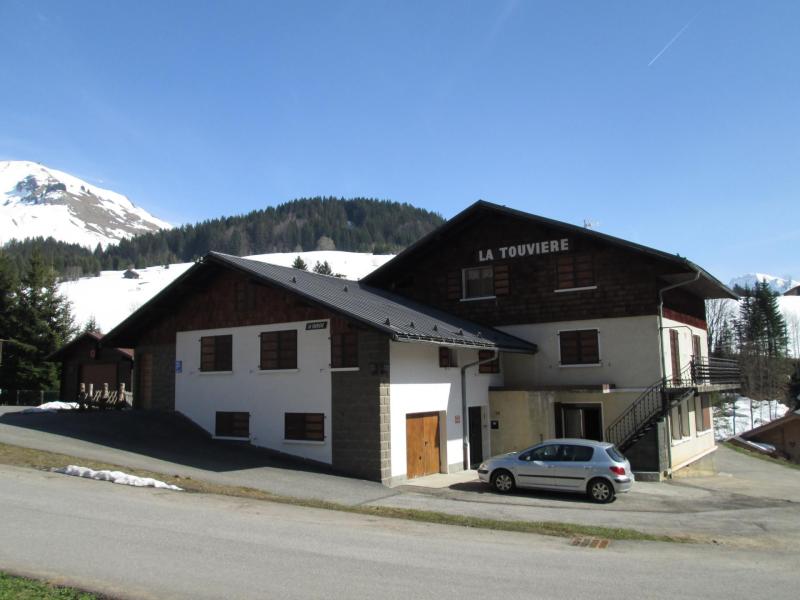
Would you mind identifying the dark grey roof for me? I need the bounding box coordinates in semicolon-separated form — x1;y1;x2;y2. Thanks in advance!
208;252;535;352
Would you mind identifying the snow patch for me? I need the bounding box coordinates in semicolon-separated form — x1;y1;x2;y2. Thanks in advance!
53;465;183;491
713;396;790;440
21;401;79;413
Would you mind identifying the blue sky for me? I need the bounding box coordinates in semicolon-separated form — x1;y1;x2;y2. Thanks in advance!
1;1;798;283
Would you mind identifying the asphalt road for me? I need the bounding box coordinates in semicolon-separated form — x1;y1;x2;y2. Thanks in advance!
0;465;796;600
3;408;800;548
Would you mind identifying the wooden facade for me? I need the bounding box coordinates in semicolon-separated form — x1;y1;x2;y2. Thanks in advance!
365;209;708;328
48;332;133;403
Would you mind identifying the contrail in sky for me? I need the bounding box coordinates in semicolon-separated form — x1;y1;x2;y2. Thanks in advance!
648;14;699;67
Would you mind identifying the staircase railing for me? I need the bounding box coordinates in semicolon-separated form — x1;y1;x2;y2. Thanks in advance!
606;357;741;450
606;378;666;449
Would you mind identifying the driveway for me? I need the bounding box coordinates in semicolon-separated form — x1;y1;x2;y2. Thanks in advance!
2;407;799;548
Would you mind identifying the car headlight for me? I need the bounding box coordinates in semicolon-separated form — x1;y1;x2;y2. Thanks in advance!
478;463;487;471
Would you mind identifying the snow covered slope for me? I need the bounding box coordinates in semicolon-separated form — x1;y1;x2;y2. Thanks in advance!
0;160;170;248
59;250;395;333
730;273;800;294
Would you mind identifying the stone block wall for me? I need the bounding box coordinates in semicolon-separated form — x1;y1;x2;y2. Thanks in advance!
331;329;391;483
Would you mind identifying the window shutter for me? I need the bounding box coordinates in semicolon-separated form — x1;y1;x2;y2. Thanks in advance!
494;264;510;296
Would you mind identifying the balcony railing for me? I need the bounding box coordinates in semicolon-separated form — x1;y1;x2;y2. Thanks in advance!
690;357;741;386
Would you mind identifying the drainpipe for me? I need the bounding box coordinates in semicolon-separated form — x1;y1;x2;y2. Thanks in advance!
461;349;498;470
657;270;700;477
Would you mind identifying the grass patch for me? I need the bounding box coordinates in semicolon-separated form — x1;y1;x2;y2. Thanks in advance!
722;441;800;471
0;442;688;544
0;571;100;599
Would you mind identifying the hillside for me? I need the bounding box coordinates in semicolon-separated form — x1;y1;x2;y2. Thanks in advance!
1;196;443;280
0;160;169;248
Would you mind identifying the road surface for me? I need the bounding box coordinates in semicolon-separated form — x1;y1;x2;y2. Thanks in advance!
0;465;795;600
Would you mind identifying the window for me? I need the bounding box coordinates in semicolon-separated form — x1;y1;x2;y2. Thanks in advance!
260;330;297;370
560;445;594;462
463;266;494;299
215;412;249;438
285;412;325;441
695;394;711;432
478;350;500;373
331;331;358;368
559;330;599;365
439;347;457;368
525;444;560;461
556;254;594;290
200;335;232;372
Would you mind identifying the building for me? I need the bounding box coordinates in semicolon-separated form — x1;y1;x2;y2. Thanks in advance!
104;201;740;483
784;285;800;296
739;410;800;463
47;331;133;403
104;253;535;484
362;201;741;478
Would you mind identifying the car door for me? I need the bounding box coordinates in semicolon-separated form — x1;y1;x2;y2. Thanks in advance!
550;444;595;489
514;444;561;489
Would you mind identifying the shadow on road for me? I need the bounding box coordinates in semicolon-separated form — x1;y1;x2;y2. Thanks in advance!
0;409;333;476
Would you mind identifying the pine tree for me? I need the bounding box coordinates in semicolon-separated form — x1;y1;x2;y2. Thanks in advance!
5;251;76;392
312;260;333;275
292;256;308;270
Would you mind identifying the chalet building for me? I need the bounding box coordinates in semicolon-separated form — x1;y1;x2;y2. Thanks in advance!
784;285;800;296
363;201;740;479
48;331;133;403
103;201;740;484
104;253;535;484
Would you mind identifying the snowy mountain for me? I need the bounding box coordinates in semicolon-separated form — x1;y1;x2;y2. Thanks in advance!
729;273;800;295
0;160;170;248
59;250;395;333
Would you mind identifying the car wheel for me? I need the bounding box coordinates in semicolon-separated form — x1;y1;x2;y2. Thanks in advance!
491;470;515;494
587;478;615;503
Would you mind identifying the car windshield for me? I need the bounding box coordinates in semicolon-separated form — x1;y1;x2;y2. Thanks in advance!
606;446;625;463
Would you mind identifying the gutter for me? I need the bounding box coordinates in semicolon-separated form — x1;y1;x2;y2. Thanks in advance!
656;269;700;478
460;349;499;470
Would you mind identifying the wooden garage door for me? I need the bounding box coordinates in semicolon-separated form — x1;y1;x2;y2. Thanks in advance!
406;412;441;479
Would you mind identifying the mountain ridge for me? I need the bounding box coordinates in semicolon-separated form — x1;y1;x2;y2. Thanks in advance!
0;160;170;248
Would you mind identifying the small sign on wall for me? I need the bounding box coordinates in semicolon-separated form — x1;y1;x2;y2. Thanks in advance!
454;415;461;424
491;420;499;430
175;360;182;373
306;321;327;330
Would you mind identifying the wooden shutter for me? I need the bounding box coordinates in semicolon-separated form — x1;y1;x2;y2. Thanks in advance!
559;330;599;365
446;271;461;300
260;330;297;370
285;413;325;441
692;335;702;361
556;254;594;289
201;335;232;372
215;412;249;437
478;350;500;373
439;347;456;368
332;331;358;368
670;329;680;383
494;264;510;296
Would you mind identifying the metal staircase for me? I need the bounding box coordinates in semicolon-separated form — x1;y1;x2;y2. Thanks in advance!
606;358;740;452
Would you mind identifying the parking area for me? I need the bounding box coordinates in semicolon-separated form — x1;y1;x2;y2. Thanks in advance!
2;407;799;548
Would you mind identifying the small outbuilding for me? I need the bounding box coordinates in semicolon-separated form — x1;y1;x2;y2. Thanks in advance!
123;268;141;279
48;332;134;403
784;285;800;296
740;409;800;464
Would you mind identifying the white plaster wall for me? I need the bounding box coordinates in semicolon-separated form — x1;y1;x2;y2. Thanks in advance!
661;317;709;382
388;342;502;478
499;316;662;389
175;320;333;464
669;395;716;469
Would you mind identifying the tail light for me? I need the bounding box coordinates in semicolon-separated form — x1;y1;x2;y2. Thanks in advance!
609;466;626;476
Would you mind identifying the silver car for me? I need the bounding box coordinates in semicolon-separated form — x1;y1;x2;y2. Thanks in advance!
477;439;633;503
